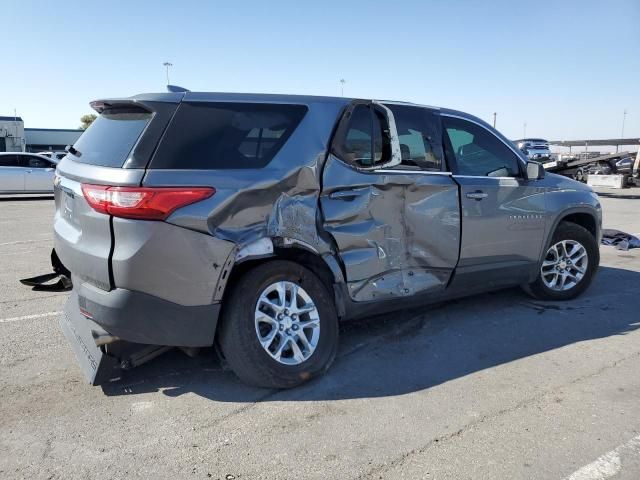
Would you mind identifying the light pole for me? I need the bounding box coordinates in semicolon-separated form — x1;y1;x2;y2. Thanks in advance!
163;62;173;85
14;108;20;151
493;112;497;128
339;78;346;97
523;122;527;139
621;109;628;139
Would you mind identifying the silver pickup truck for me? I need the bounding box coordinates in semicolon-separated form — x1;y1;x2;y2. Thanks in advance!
53;92;601;388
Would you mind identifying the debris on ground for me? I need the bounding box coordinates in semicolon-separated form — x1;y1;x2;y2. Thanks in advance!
19;249;72;291
601;229;640;251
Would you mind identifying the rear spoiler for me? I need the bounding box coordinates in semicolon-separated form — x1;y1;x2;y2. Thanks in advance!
89;92;185;114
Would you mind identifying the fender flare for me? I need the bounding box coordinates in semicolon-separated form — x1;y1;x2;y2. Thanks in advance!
540;206;599;264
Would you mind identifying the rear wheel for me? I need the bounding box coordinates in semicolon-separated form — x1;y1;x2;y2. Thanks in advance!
574;168;585;182
523;222;598;300
218;260;339;389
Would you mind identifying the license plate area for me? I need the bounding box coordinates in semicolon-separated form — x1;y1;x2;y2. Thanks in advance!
62;189;75;222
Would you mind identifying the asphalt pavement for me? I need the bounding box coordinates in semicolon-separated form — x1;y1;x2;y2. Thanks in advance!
1;189;639;479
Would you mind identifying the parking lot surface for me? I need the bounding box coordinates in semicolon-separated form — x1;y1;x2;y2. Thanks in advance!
1;189;639;480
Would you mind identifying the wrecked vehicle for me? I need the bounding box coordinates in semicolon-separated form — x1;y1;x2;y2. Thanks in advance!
586;155;634;176
53;92;602;388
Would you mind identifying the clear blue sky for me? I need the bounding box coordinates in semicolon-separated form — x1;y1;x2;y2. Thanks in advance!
3;0;639;145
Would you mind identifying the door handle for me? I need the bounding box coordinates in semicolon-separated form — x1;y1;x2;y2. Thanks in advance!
329;190;361;200
465;190;488;200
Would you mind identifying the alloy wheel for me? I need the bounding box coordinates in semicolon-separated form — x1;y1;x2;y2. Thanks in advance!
254;281;320;365
541;240;588;291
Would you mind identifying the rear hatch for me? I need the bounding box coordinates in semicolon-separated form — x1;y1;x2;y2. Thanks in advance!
54;96;180;290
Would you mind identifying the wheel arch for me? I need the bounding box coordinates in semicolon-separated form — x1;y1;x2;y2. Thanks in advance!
559;211;597;238
540;207;600;264
219;239;346;335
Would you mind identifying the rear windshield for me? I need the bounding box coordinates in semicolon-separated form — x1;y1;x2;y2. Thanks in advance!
68;108;152;167
150;102;307;169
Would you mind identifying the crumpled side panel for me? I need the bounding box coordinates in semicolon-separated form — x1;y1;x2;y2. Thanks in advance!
321;160;408;284
196;162;335;256
267;191;320;247
348;268;451;302
320;156;460;302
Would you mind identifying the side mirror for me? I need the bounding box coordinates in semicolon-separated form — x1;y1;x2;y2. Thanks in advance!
526;161;545;180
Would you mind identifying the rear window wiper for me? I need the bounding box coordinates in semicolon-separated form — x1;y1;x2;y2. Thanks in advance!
65;145;82;157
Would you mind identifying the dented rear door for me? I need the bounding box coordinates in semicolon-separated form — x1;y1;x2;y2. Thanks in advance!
321;155;408;301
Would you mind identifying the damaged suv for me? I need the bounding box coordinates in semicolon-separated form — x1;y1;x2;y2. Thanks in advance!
54;92;601;388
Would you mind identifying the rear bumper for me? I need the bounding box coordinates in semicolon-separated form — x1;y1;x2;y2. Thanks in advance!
59;295;121;385
74;279;221;347
61;290;201;385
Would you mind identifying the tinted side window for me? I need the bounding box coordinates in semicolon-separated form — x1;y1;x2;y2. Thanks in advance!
386;105;443;171
336;104;390;168
0;155;20;167
151;103;307;169
443;117;520;177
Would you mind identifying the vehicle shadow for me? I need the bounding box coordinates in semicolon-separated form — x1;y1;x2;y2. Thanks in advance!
0;195;53;202
102;265;640;402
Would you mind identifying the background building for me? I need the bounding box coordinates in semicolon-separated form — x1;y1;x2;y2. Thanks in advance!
25;128;83;152
0;116;83;153
0;116;25;152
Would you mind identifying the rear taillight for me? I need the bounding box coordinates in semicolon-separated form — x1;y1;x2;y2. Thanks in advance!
81;184;215;220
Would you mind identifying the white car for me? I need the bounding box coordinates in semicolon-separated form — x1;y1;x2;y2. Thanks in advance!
0;152;58;193
37;151;67;161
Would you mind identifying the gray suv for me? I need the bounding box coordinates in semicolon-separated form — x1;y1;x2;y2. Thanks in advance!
54;92;601;388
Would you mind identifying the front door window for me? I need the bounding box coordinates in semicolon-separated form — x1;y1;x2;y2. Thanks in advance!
443;117;520;177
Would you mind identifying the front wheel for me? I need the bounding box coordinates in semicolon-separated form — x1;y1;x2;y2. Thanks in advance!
218;260;339;389
523;222;598;300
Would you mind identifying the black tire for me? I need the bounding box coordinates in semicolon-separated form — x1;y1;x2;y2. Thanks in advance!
574;168;585;182
218;260;339;389
523;221;599;301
